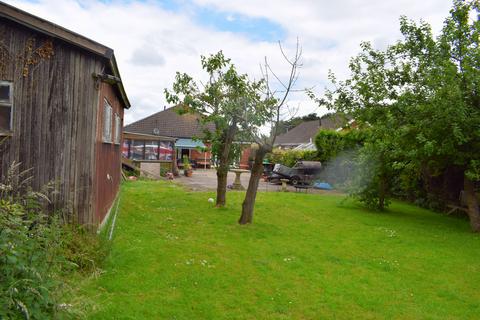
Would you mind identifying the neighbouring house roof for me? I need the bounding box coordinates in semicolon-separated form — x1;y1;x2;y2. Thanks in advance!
274;114;349;147
124;106;215;139
0;1;130;109
293;141;317;151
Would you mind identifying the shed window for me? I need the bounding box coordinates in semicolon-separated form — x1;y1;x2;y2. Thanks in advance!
114;114;121;145
0;81;13;133
102;99;112;143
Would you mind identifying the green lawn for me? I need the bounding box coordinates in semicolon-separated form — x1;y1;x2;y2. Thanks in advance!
83;180;480;319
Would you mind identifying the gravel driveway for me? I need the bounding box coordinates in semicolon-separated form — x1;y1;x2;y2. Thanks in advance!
174;169;287;192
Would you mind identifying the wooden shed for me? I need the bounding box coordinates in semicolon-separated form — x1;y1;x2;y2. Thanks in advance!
0;2;131;226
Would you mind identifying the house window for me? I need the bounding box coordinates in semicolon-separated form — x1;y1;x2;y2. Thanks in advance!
122;139;130;158
145;141;159;160
0;81;13;133
102;99;112;143
130;140;144;160
114;114;121;145
159;141;174;161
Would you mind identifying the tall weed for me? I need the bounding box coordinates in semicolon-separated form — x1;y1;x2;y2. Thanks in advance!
0;162;108;319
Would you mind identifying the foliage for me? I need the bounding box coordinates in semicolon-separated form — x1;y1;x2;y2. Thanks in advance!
61;223;109;275
267;149;318;167
182;156;192;171
314;129;367;162
160;166;170;177
0;163;108;319
165;51;273;207
0;163;61;319
164;51;270;159
85;180;480;319
313;0;480;215
266;129;368;190
122;167;139;178
347;142;394;210
314;130;343;162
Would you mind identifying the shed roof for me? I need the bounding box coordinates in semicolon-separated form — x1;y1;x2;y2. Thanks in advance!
274;114;348;146
124;106;215;139
0;1;131;108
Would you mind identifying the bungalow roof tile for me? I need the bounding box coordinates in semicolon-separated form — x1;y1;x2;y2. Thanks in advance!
124;106;215;139
275;114;348;146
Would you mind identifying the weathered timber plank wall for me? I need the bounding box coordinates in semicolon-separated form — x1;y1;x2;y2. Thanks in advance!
94;82;124;223
0;18;103;225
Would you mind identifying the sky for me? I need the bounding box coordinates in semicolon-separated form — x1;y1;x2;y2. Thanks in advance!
5;0;453;125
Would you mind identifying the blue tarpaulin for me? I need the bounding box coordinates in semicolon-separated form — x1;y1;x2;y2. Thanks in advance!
313;182;333;190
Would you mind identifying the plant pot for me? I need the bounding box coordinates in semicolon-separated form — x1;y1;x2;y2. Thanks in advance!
184;169;193;177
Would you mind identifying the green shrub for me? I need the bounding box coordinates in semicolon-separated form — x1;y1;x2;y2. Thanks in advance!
314;130;345;162
267;149;318;167
0;162;108;319
160;167;170;177
0;164;63;319
61;223;110;274
314;129;368;162
122;167;139;177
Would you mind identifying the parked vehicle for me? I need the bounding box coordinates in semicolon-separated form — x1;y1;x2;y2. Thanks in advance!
267;160;322;185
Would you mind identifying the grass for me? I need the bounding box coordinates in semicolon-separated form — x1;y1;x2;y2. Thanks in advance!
82;180;480;319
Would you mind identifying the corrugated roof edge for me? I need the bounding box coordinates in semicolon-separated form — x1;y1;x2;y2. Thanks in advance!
0;1;131;109
124;131;176;141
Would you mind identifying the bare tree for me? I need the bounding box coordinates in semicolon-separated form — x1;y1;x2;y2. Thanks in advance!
239;41;303;225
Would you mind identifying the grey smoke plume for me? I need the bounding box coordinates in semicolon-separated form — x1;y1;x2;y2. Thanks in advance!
317;148;378;193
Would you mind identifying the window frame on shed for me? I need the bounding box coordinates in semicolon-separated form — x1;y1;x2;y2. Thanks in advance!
0;80;13;135
114;114;121;145
102;98;113;143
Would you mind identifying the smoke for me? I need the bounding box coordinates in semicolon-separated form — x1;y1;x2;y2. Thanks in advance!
316;148;378;192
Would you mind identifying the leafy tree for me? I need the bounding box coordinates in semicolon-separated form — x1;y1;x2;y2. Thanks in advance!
165;52;265;207
313;0;480;230
314;130;346;162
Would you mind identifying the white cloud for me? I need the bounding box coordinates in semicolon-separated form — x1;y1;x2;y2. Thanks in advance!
130;44;166;66
5;0;453;124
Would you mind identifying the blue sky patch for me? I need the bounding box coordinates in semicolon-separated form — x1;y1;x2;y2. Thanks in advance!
156;0;286;42
193;8;285;42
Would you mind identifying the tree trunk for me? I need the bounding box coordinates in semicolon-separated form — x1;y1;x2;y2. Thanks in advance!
464;174;480;232
215;122;237;207
377;152;388;211
216;168;228;207
378;174;387;211
239;146;268;224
